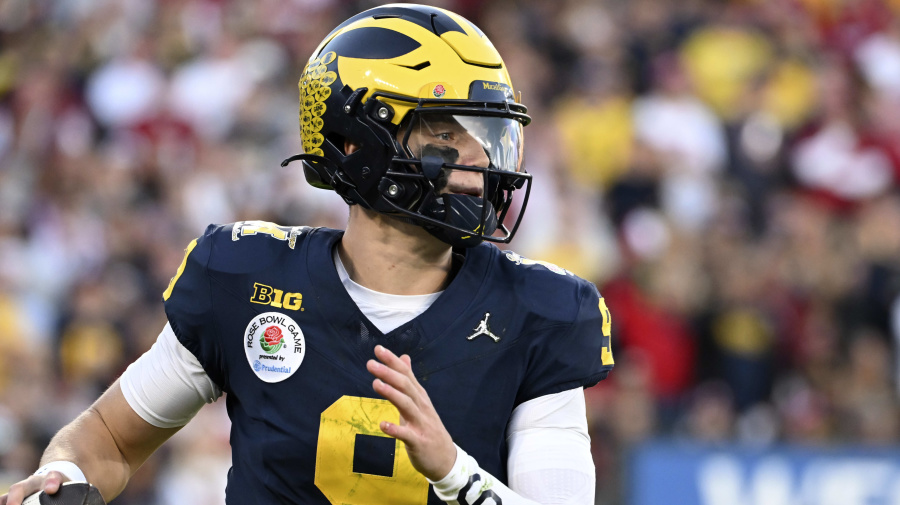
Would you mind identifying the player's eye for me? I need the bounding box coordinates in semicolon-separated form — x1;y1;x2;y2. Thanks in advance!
434;132;452;141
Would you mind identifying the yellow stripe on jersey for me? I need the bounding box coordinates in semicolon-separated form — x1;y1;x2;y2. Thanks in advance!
599;297;615;366
163;238;198;301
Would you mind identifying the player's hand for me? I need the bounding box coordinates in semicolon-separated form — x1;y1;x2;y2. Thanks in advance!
367;345;456;482
0;471;69;505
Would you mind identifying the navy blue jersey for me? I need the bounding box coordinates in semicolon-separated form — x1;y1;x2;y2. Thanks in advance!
162;221;614;505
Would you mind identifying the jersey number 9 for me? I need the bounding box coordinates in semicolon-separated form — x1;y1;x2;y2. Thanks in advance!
315;396;429;504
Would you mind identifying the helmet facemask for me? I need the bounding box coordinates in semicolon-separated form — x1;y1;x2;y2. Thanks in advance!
389;108;530;247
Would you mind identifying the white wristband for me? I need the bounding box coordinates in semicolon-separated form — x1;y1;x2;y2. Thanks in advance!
427;444;544;505
34;461;87;483
428;445;502;503
428;445;469;493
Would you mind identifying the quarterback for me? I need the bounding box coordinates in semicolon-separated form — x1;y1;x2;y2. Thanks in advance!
1;4;613;505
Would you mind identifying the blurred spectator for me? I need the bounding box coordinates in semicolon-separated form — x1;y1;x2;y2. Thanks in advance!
790;57;895;206
681;381;736;443
632;52;726;233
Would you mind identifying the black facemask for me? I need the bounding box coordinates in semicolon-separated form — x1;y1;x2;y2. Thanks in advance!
422;193;499;248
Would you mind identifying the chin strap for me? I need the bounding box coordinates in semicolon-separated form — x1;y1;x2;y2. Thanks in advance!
284;154;500;248
424;194;498;248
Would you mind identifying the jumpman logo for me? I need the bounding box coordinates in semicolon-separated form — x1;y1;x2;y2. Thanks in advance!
467;313;500;342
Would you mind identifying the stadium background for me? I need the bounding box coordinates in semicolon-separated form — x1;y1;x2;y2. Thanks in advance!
1;0;900;503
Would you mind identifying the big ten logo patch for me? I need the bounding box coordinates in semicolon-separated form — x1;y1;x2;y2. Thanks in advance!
251;282;303;311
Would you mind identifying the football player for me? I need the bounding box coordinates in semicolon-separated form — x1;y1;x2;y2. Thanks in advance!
1;5;614;505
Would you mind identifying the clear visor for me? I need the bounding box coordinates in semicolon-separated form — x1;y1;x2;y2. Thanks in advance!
404;113;525;174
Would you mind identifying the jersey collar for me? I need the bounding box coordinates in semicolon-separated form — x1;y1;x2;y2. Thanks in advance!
305;228;494;350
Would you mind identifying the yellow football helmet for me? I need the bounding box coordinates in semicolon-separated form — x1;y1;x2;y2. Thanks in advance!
281;3;531;247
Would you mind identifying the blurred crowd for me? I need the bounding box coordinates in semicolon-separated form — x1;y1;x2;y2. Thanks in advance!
1;0;899;504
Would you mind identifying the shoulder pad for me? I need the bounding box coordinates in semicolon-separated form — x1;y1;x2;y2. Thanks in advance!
229;221;314;250
204;221;317;275
492;248;595;324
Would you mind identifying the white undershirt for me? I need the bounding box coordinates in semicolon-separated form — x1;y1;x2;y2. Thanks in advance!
333;248;442;333
119;253;595;504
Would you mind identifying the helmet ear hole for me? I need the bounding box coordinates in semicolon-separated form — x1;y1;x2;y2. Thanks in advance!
325;133;347;154
343;139;361;155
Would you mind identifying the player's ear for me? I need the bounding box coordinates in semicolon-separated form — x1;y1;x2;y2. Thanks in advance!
345;140;360;155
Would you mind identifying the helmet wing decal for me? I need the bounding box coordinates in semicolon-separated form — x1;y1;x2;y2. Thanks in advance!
325;27;421;60
325;5;466;41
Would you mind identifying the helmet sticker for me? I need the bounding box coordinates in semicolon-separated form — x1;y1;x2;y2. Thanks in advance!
433;84;446;98
315;86;332;102
320;72;337;87
319;51;336;65
300;52;338;154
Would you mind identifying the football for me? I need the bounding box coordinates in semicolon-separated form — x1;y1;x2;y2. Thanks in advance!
22;483;105;505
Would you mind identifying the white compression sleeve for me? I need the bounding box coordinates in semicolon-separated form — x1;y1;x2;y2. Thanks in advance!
507;388;595;504
430;388;594;505
120;323;222;428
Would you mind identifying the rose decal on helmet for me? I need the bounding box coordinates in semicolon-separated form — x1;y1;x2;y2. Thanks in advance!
433;84;446;98
260;326;284;354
